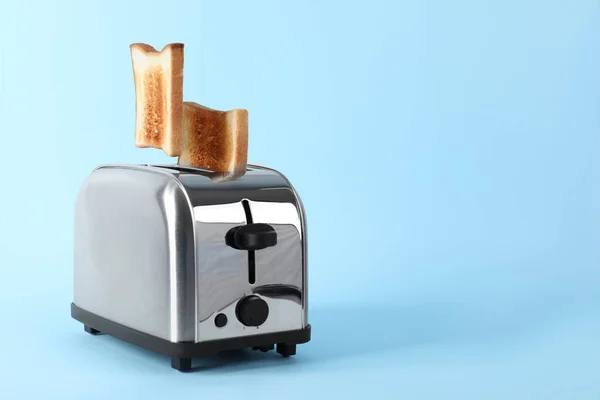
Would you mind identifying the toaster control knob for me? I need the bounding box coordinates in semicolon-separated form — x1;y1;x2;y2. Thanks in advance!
236;295;269;327
226;223;277;251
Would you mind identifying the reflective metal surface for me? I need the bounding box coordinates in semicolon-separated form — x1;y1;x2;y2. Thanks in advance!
254;165;309;327
73;163;308;344
248;200;302;237
150;164;298;207
195;214;303;341
198;293;302;342
73;165;197;342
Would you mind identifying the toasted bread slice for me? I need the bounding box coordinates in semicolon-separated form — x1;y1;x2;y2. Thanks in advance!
130;43;184;157
130;43;249;179
179;102;248;177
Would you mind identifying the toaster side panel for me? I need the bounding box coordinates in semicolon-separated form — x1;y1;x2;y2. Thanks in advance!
73;166;196;342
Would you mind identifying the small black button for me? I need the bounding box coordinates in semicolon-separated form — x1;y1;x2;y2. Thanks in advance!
214;313;227;328
236;295;269;327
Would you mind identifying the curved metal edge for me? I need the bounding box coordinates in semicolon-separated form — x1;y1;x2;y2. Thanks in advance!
254;166;309;329
163;178;198;342
94;163;178;176
88;164;198;342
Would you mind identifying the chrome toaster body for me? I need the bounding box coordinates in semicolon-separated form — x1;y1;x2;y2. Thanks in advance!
72;164;309;369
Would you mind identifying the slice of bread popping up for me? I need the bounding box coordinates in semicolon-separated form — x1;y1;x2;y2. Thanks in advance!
130;42;249;179
130;43;184;157
179;102;248;179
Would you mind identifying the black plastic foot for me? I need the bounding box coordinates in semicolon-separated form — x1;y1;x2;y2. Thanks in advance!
84;325;101;335
276;343;296;357
171;357;192;372
252;344;274;353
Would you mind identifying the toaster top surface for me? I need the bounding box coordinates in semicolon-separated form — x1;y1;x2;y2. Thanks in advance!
93;163;299;206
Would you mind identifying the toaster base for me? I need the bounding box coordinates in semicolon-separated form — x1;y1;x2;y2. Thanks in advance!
71;303;311;372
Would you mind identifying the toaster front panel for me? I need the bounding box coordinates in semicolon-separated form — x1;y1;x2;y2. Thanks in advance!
194;202;249;342
194;199;304;342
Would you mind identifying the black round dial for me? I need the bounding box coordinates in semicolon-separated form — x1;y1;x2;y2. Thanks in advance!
235;296;269;327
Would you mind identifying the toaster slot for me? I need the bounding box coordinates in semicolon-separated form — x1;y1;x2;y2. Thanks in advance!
242;199;253;223
243;200;256;284
248;251;256;284
225;223;278;285
226;200;279;285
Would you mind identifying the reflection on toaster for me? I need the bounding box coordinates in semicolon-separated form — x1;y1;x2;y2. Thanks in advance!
253;284;302;301
71;163;311;371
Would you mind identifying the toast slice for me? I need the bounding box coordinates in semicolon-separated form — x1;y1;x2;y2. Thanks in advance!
130;43;184;157
130;42;249;178
179;102;248;178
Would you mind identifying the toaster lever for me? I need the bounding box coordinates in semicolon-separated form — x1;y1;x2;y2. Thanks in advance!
226;223;278;251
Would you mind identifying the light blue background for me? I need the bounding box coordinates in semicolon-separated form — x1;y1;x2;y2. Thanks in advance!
1;0;599;398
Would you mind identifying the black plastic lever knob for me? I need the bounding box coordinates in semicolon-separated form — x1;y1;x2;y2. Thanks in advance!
226;223;277;251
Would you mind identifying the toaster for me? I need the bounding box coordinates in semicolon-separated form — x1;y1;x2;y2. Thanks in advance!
70;163;310;371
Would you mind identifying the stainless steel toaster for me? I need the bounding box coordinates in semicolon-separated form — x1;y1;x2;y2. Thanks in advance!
71;163;310;371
